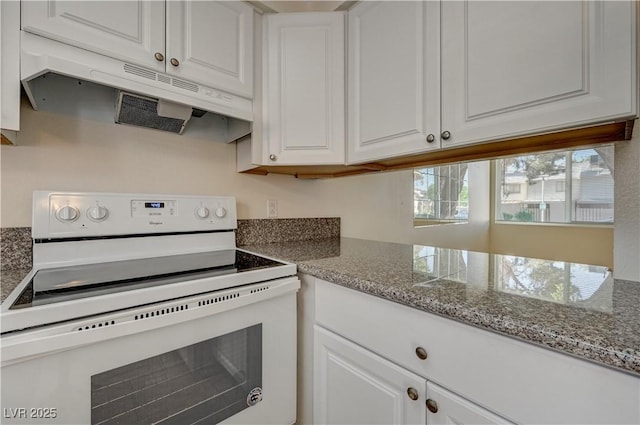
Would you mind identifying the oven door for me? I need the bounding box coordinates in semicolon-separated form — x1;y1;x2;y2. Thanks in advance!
1;277;299;425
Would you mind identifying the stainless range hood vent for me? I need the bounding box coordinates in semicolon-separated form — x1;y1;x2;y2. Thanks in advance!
115;92;190;135
20;31;254;142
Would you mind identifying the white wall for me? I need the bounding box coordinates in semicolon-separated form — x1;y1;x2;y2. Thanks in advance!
323;162;490;251
614;131;640;281
0;103;490;252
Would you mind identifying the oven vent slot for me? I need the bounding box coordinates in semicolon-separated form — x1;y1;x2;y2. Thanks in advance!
76;320;116;331
198;292;240;307
250;286;270;294
134;304;189;321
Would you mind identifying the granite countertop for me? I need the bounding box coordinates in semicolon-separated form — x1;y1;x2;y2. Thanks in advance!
240;237;640;376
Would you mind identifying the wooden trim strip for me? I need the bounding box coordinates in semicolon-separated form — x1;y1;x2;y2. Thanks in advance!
1;133;15;145
362;121;633;170
239;121;635;179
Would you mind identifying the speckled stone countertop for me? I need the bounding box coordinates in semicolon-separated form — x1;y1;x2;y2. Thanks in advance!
241;237;640;376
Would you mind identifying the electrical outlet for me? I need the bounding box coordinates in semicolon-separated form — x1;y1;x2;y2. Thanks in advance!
267;199;278;219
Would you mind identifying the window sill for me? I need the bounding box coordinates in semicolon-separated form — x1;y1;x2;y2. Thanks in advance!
413;219;468;228
493;221;613;229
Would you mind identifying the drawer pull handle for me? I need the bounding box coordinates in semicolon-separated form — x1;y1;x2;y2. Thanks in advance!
407;387;419;401
426;398;439;413
415;346;428;360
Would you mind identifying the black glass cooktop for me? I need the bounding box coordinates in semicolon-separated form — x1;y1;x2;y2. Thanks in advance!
11;250;285;309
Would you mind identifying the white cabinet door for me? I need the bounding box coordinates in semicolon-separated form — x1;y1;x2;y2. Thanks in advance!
166;1;253;98
347;1;440;164
263;12;345;165
1;1;20;133
21;0;165;71
314;326;426;425
426;382;513;425
441;1;637;148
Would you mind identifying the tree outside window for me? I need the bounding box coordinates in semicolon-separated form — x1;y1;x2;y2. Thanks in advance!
496;147;614;224
414;163;469;225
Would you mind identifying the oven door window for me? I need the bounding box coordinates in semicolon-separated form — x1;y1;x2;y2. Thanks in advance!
91;324;262;425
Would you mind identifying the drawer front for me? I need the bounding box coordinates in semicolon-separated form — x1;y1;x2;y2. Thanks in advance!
315;279;640;424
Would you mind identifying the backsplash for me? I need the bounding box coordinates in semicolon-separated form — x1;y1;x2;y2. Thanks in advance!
236;218;340;245
0;218;340;270
1;227;32;270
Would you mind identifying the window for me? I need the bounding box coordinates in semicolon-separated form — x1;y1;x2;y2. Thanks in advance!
414;163;469;225
496;146;614;224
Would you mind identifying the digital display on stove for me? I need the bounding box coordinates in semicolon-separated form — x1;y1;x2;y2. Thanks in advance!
145;202;165;209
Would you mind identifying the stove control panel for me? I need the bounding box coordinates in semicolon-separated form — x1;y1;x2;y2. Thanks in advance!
33;191;237;239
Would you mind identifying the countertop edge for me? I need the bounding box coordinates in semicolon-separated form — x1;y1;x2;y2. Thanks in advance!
296;263;640;377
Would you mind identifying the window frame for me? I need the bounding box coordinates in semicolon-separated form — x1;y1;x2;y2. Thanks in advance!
493;147;614;226
413;163;470;227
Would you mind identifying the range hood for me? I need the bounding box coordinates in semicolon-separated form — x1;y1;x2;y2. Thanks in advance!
20;32;252;141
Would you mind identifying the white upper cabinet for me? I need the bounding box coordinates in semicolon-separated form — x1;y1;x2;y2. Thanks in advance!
261;12;345;165
441;1;637;148
347;1;440;164
166;1;253;97
1;1;20;134
21;1;165;71
21;1;254;98
347;0;637;164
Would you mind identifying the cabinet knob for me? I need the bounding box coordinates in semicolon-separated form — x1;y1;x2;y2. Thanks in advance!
407;388;419;401
441;130;451;140
426;399;439;414
269;154;277;161
415;347;428;360
426;134;435;143
154;52;164;62
170;58;180;67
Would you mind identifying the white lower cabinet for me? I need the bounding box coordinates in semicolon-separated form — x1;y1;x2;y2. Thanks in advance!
314;325;427;425
425;382;512;425
314;324;509;425
303;276;640;425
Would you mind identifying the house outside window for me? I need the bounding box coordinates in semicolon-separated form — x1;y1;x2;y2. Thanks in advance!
414;163;469;225
496;147;614;224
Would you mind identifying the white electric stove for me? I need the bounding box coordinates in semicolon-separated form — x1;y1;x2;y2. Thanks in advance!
1;191;299;425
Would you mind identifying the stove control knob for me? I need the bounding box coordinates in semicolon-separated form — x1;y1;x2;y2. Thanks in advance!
214;207;227;218
87;205;109;222
195;207;210;219
56;205;80;222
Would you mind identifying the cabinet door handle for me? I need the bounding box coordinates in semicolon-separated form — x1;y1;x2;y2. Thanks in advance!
269;154;277;161
426;134;435;143
170;58;180;67
415;347;428;360
426;398;439;413
154;52;164;62
407;387;419;401
441;130;451;140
